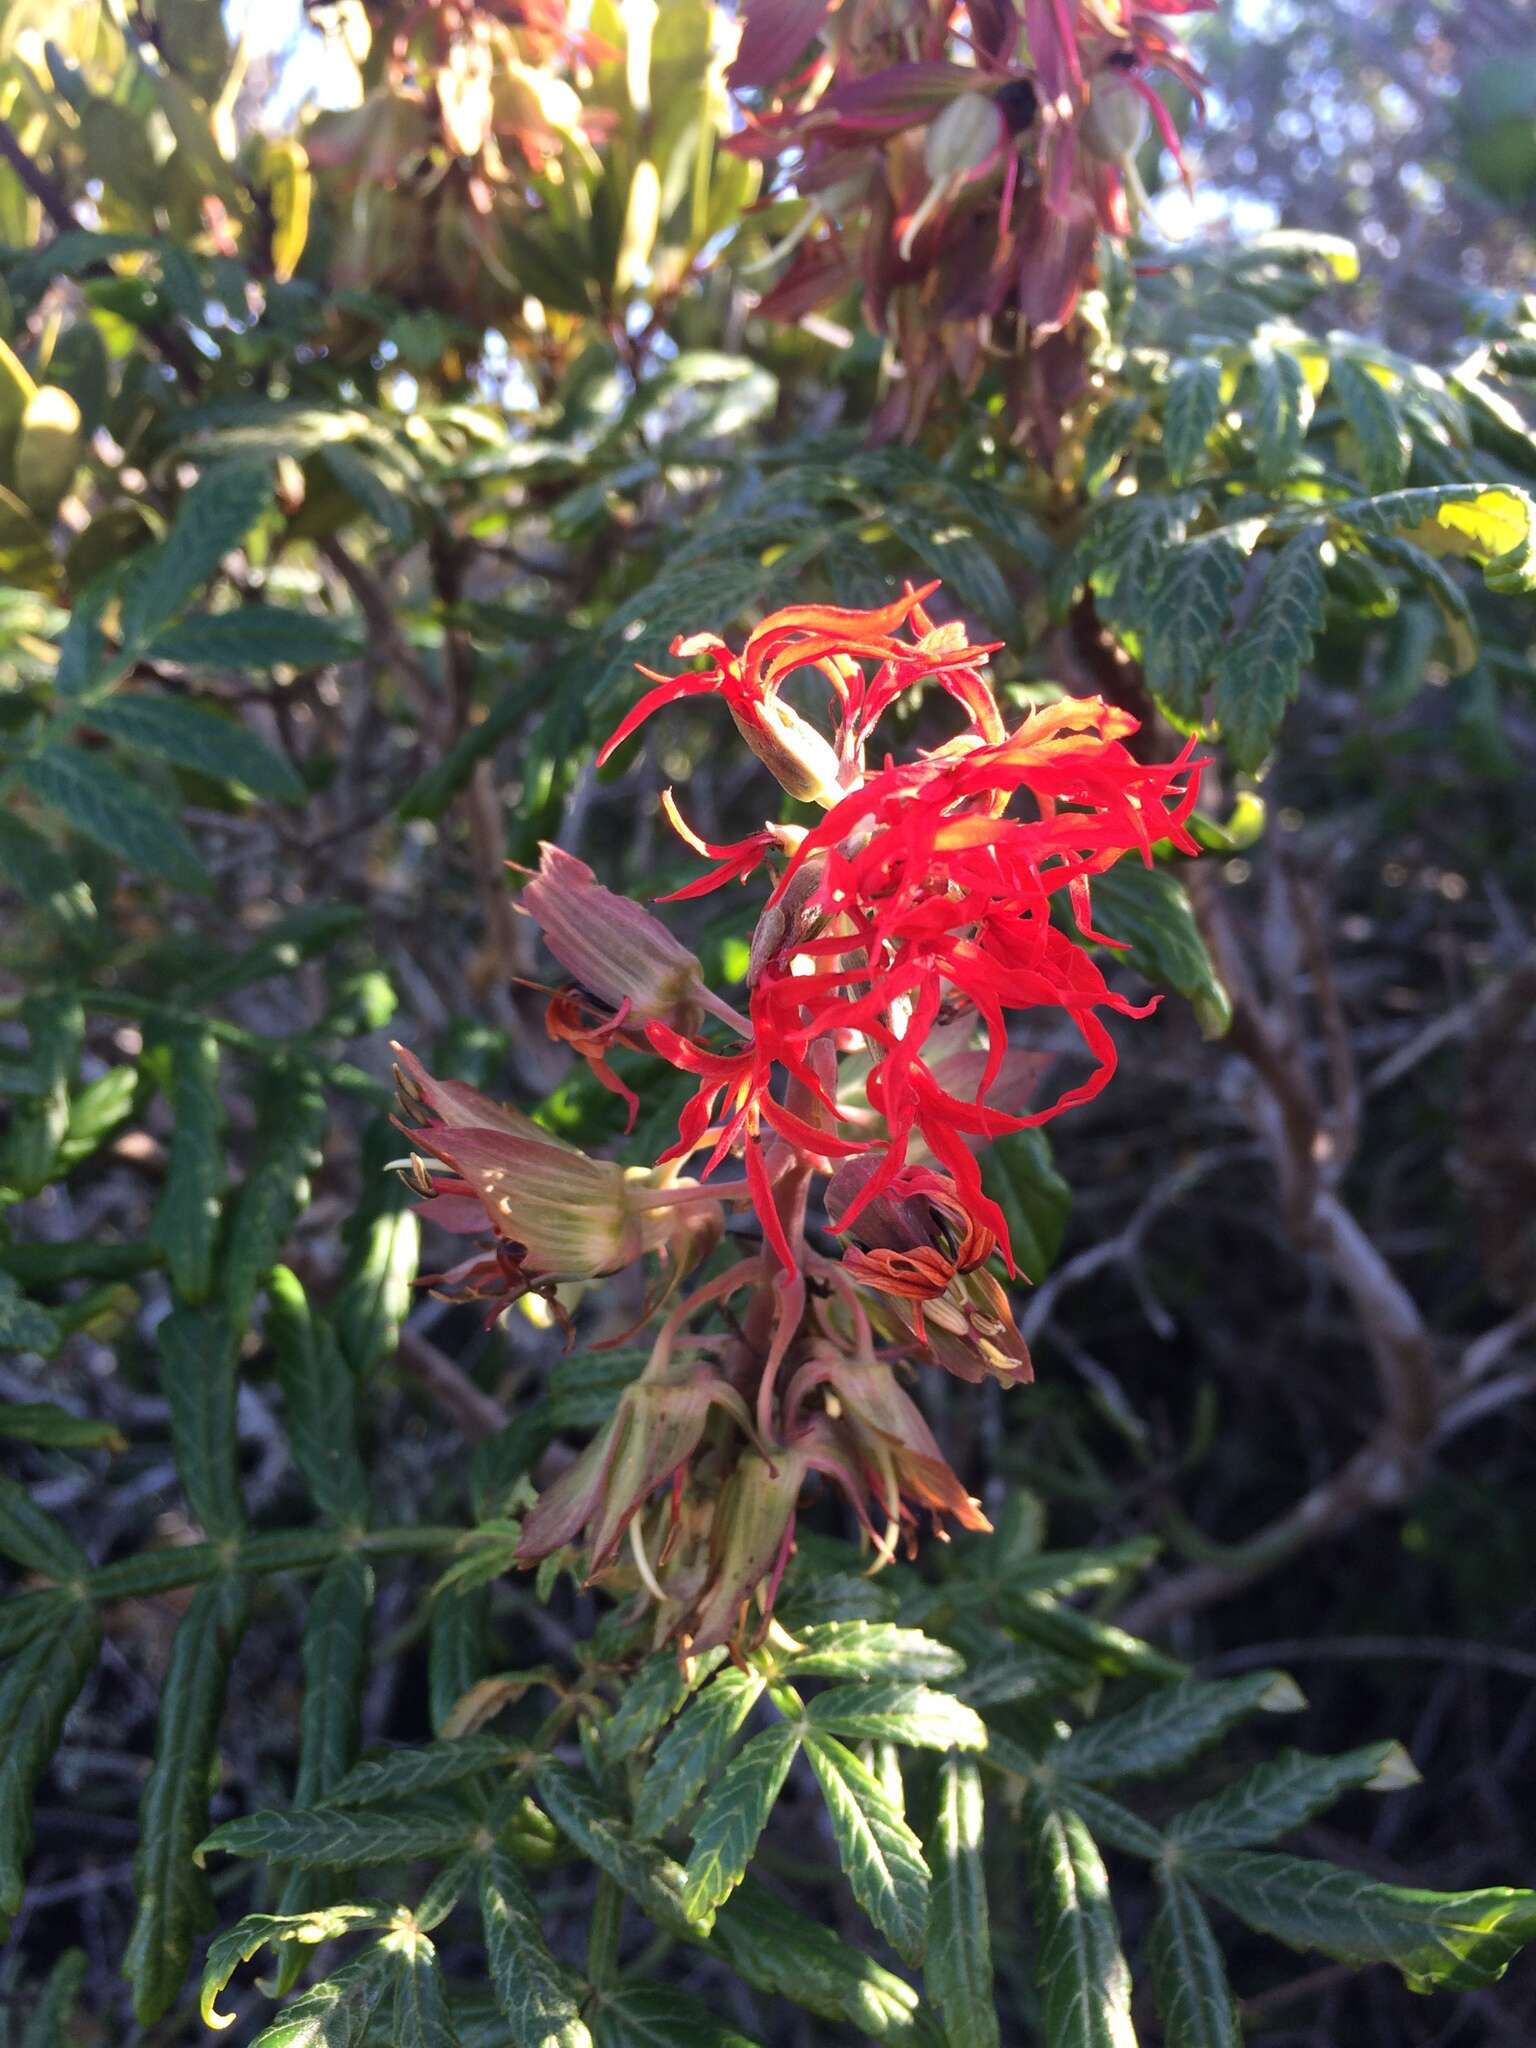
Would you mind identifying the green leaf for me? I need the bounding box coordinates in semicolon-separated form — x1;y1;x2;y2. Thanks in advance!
266;1269;369;1525
1164;359;1224;488
148;606;360;670
1052;1672;1298;1785
634;1666;764;1841
1183;1849;1536;1993
21;745;208;891
218;1067;327;1327
247;1950;389;2048
55;1062;140;1171
0;1277;61;1359
201;1904;389;2027
0;811;96;934
805;1732;930;1964
533;1762;695;1940
1210;528;1325;772
0;1601;101;1918
784;1621;965;1684
387;1933;462;2048
158;1306;244;1540
1145;1875;1240;2048
1329;359;1410;492
980;1129;1071;1283
1078;865;1230;1039
683;1722;801;1923
886;509;1013;633
86;694;304;802
293;1556;372;1804
1246;343;1313;488
927;1752;998;2048
1142;530;1253;724
480;1847;593;2048
0;1473;90;1580
1082;398;1145;497
200;1806;479;1870
1022;1788;1135;2048
429;1584;493;1738
17;1945;87;2048
1169;1741;1416;1851
119;461;273;651
713;1878;934;2046
807;1683;986;1753
332;1121;420;1378
1003;1593;1185;1681
125;1575;251;2023
0;1401;122;1451
1319;482;1536;591
604;1646;728;1763
149;1029;225;1304
1056;1783;1167;1861
323;1735;518;1810
592;1987;761;2048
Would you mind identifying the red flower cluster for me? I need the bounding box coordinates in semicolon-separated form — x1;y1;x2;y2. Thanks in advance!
725;0;1209;439
397;584;1203;1649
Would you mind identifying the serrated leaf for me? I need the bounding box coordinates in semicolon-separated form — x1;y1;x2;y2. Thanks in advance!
927;1752;997;2048
980;1128;1071;1283
1320;482;1535;591
1169;1741;1412;1850
1329;358;1410;492
119;461;273;651
387;1934;462;2048
0;1277;61;1359
21;746;208;891
634;1666;765;1841
1246;343;1313;487
17;1944;87;2048
1146;1875;1240;2048
218;1067;327;1327
1142;530;1252;723
683;1722;800;1923
148;605;358;670
86;694;304;801
807;1683;986;1753
0;811;95;933
266;1269;369;1525
1052;1672;1295;1785
429;1584;493;1738
1003;1593;1184;1680
293;1556;372;1806
201;1905;388;2028
1022;1788;1135;2048
591;1986;761;2048
200;1806;479;1869
1210;528;1325;771
805;1732;930;1964
785;1621;965;1684
0;1400;124;1451
150;1029;225;1304
481;1848;592;2048
605;1646;728;1763
125;1576;251;2023
1081;865;1230;1039
533;1762;695;1940
0;1601;101;1917
323;1735;517;1811
1083;398;1145;497
332;1121;419;1378
1056;1783;1167;1861
1183;1849;1536;1993
887;510;1013;632
0;1474;89;1581
247;1950;388;2048
712;1878;931;2045
1165;359;1224;487
55;1062;140;1171
158;1306;243;1540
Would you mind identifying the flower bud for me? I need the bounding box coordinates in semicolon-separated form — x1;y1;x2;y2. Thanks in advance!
684;1445;809;1652
1081;76;1150;164
522;844;706;1027
924;92;1006;185
728;697;843;807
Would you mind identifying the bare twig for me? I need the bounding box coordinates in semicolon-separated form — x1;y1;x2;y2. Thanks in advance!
396;1327;509;1440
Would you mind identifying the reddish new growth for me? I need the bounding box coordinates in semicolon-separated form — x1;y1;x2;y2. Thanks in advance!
725;0;1210;442
397;583;1202;1650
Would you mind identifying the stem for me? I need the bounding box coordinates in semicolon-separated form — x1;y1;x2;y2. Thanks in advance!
697;987;755;1038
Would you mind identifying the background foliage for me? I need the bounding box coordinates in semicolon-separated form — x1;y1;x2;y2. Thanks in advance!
2;0;1535;2042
